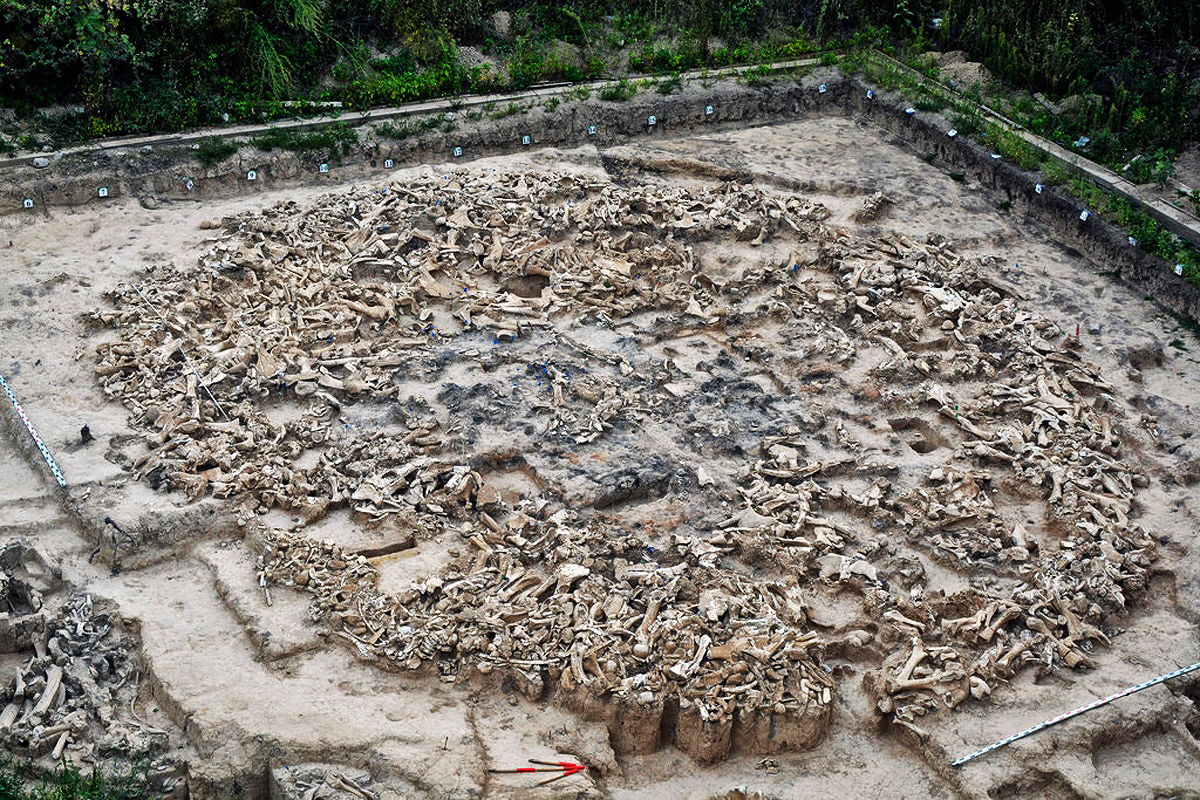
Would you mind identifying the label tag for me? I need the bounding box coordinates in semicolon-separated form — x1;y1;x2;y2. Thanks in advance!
186;179;195;191
247;170;257;181
1079;209;1090;221
319;163;329;173
905;107;916;115
22;198;33;208
522;135;531;145
588;125;597;135
384;158;393;168
818;83;827;93
98;187;109;198
453;147;463;157
1128;236;1137;246
1035;183;1044;194
947;129;957;137
1176;264;1185;276
648;115;657;125
990;153;1001;159
866;89;875;99
705;105;714;115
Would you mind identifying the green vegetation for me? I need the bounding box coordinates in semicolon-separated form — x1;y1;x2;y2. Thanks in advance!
655;74;683;94
599;78;637;102
250;122;358;157
2;1;1194;183
1;0;1198;294
196;136;239;167
0;755;150;800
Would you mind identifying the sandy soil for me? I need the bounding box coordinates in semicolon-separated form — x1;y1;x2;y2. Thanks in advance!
1;110;1198;799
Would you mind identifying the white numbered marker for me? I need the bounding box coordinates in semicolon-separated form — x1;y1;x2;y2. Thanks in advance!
186;179;195;191
905;107;916;115
384;159;393;168
705;105;714;115
587;125;597;135
1128;236;1137;246
648;115;657;125
247;170;257;181
453;147;463;157
1176;264;1185;276
319;163;329;173
1079;209;1090;221
818;83;827;93
947;129;957;137
22;199;33;209
522;135;531;145
98;187;109;198
1035;183;1044;194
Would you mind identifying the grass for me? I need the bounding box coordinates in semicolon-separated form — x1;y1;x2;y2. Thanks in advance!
375;114;455;140
846;47;1200;289
250;123;358;158
742;64;774;87
195;137;239;167
0;755;151;800
599;79;637;102
488;102;525;119
655;75;683;95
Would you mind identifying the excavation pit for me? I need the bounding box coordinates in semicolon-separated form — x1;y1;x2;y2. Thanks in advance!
1;103;1198;799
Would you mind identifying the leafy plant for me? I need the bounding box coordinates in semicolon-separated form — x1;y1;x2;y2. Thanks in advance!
1124;149;1176;187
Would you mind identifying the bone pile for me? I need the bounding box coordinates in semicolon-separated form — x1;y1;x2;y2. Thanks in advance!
719;233;1156;738
89;168;1155;759
0;582;169;768
90;173;825;517
261;510;832;763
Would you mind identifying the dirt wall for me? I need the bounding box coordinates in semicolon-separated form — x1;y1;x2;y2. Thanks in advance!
4;72;1199;324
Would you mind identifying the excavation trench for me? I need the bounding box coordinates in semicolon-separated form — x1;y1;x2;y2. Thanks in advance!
0;90;1198;800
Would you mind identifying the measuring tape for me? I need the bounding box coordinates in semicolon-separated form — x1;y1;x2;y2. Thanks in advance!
952;659;1200;766
0;374;67;488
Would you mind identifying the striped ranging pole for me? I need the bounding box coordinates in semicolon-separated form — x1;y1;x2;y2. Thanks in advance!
953;660;1200;767
0;374;67;487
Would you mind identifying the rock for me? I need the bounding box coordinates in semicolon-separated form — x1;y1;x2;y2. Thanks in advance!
932;50;992;89
139;196;160;210
490;10;511;37
32;157;50;169
1056;94;1103;116
550;721;620;777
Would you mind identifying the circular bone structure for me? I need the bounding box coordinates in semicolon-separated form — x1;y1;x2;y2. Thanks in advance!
89;170;1155;763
